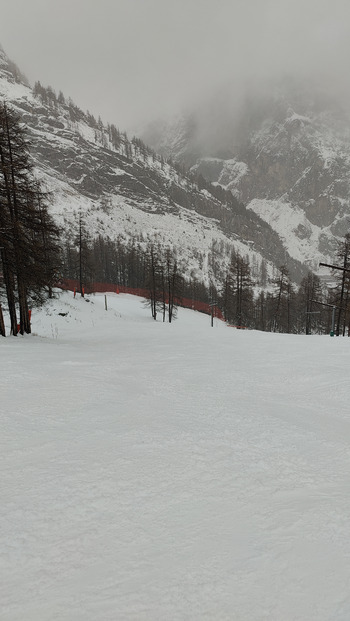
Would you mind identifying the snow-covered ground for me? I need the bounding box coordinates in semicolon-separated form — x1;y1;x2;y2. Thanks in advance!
2;291;350;620
247;197;334;271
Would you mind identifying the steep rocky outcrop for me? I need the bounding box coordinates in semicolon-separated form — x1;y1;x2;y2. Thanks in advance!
144;79;350;271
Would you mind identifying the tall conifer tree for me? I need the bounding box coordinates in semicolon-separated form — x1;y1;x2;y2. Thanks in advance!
0;102;60;335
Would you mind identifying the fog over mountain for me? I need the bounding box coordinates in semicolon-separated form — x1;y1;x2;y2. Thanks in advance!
1;0;350;131
1;1;350;287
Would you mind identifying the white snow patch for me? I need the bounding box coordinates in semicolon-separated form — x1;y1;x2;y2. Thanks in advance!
218;159;249;189
247;198;333;269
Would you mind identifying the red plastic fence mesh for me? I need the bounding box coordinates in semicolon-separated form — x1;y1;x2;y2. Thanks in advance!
58;278;224;320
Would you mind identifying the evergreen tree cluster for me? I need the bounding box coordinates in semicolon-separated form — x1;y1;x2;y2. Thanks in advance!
60;220;334;333
327;233;350;336
218;253;329;334
61;229;185;322
0;103;61;336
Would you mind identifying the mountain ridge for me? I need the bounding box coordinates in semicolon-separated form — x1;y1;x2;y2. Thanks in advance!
143;78;350;273
0;47;308;287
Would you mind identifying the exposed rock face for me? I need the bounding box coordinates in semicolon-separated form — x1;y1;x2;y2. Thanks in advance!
143;79;350;269
236;105;350;230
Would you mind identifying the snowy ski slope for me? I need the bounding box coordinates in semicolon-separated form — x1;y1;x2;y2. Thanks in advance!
2;292;350;620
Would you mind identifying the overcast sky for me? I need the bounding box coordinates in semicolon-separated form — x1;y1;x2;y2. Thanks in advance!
1;0;350;131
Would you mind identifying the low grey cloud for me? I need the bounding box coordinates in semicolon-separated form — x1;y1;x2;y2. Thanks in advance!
1;0;350;130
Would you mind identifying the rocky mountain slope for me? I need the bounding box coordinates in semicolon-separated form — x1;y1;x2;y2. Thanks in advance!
0;47;307;287
143;78;350;274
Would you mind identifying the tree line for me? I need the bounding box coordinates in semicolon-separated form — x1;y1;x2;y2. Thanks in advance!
61;229;184;323
1;100;348;336
59;220;340;333
327;233;350;336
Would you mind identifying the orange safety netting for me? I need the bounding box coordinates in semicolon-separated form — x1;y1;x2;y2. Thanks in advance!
58;278;224;320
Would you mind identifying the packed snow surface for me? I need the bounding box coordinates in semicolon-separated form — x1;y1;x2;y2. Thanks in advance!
2;292;350;620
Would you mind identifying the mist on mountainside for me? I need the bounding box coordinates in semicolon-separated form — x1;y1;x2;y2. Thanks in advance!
140;68;350;272
142;73;350;167
1;0;350;133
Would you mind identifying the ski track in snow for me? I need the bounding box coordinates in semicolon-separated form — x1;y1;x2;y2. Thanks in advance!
1;293;350;620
